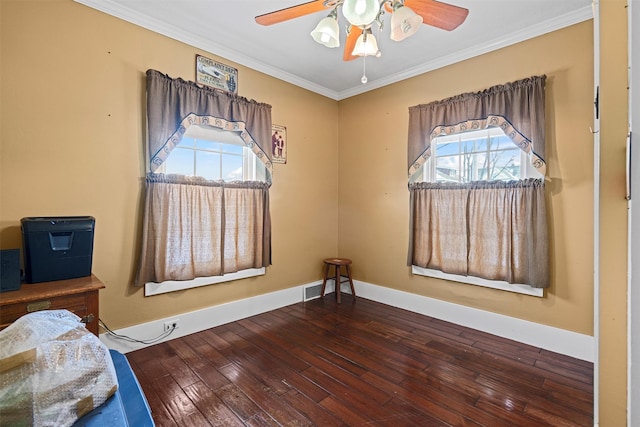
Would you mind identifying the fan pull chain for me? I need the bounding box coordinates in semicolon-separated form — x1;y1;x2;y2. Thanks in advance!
361;55;368;84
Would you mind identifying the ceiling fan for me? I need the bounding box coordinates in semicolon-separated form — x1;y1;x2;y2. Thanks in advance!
255;0;469;63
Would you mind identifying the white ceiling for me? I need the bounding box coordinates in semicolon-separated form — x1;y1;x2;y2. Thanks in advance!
75;0;592;100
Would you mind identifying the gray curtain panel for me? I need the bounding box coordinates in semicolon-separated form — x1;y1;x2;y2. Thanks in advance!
136;175;271;285
408;179;548;288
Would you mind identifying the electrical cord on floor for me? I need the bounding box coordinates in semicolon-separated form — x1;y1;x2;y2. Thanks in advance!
99;318;176;345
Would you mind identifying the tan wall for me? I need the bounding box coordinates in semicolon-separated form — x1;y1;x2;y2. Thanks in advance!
0;0;340;329
1;1;630;424
339;21;595;335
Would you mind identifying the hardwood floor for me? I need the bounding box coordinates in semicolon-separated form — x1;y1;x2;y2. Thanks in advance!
127;295;593;426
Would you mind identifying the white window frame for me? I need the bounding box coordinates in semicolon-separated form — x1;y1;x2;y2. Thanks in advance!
144;125;267;297
413;127;544;297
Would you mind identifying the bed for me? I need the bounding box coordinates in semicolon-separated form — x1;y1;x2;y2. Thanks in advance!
0;310;154;426
73;349;154;426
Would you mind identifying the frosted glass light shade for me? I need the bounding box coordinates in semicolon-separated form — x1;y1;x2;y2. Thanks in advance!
352;32;379;56
342;0;380;26
311;16;340;47
390;6;423;41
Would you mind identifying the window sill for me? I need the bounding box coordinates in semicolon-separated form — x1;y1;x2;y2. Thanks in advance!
411;265;544;297
144;268;266;296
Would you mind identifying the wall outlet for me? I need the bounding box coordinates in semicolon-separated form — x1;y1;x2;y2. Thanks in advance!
163;319;180;332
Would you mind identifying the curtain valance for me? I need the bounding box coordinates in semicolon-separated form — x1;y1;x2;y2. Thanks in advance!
407;75;546;178
146;69;273;177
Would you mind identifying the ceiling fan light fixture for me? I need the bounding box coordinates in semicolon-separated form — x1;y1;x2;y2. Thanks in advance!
310;11;340;47
352;30;379;57
390;5;423;41
342;0;380;27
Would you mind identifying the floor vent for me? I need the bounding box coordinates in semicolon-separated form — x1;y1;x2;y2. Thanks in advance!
303;283;325;301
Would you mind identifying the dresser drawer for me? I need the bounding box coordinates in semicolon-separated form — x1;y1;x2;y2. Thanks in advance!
0;294;88;325
0;276;104;335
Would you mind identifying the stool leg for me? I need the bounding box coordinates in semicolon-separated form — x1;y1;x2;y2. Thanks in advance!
346;264;356;298
335;265;341;304
320;263;330;298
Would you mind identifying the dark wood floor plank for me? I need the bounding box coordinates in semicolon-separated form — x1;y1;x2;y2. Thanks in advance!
128;366;179;427
474;373;550;400
409;324;478;347
281;390;345;427
217;361;314;426
215;382;270;422
378;397;451;427
360;371;484;427
160;355;201;388
523;403;591;427
182;381;245;426
190;358;233;391
151;373;206;424
128;295;593;426
400;375;523;427
319;395;372;426
543;378;594;406
539;348;594;369
315;336;410;384
290;346;392;405
273;365;332;403
473;398;556;427
470;339;540;366
534;358;594;384
305;342;369;377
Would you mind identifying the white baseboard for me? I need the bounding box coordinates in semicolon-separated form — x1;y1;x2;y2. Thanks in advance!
100;281;322;353
101;279;594;362
354;280;594;362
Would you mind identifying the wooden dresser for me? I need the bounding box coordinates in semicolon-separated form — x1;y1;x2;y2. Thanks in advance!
0;274;105;336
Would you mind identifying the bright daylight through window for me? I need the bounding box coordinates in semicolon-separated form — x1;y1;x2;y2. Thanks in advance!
413;127;542;184
157;125;267;182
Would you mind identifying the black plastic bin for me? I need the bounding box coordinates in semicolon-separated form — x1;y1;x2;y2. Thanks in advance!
0;249;21;292
21;216;95;283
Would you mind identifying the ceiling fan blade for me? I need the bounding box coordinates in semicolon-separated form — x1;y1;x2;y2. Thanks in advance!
343;26;362;61
255;0;329;26
404;0;469;31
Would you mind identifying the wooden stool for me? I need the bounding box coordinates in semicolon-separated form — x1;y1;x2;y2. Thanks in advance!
321;258;356;304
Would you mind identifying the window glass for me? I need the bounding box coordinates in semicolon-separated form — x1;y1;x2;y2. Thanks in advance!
414;127;541;183
195;139;219;151
163;147;193;176
195;150;221;180
159;125;266;182
221;153;243;180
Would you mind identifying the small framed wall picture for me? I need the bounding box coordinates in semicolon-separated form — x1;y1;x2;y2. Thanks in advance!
195;54;238;94
271;125;287;164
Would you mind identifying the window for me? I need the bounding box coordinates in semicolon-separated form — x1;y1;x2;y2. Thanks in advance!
410;127;546;297
412;127;542;184
139;70;272;295
407;76;549;295
140;124;271;296
158;125;267;182
409;126;546;296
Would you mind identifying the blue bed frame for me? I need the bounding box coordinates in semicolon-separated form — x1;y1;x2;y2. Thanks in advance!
73;350;154;426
